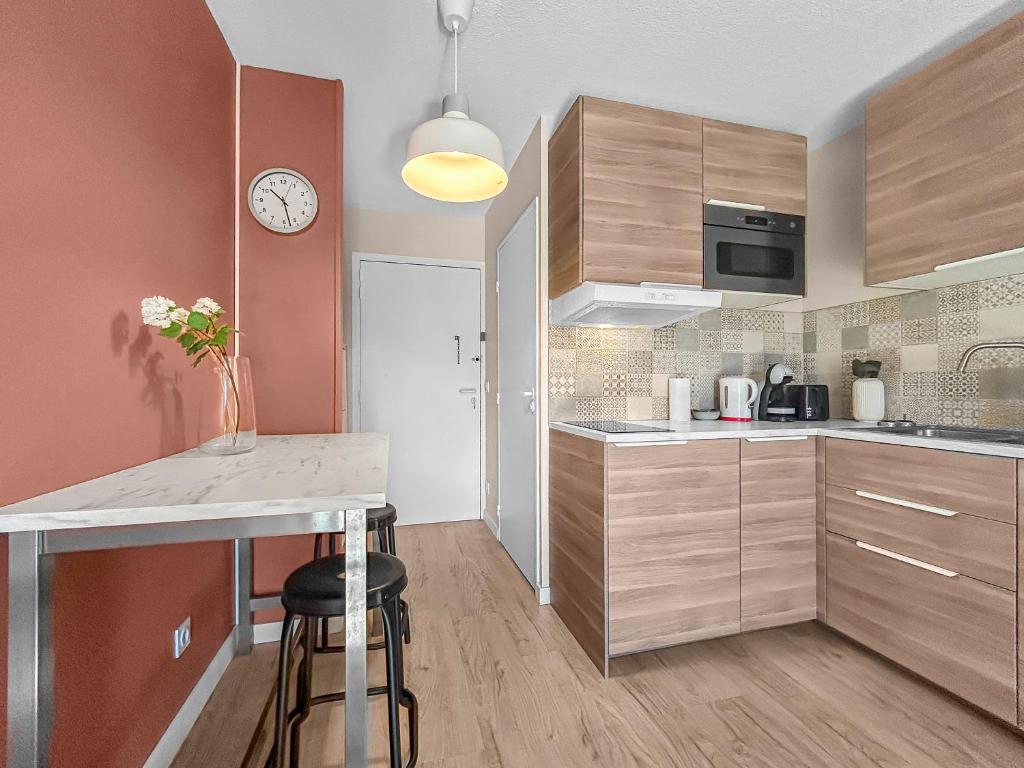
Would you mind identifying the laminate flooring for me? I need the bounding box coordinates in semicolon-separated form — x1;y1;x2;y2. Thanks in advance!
172;521;1024;768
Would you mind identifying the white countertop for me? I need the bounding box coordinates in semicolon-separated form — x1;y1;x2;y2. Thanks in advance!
550;419;1024;459
0;433;389;533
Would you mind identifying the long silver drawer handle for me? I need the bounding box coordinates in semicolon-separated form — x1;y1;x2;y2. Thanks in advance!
855;490;958;518
855;541;959;578
745;436;809;442
611;440;689;447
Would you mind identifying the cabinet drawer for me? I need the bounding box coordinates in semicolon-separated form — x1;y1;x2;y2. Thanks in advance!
825;484;1016;590
826;533;1017;722
825;438;1017;524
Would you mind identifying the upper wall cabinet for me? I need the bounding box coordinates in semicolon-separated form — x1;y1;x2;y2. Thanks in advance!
866;14;1024;288
702;120;807;215
549;97;704;299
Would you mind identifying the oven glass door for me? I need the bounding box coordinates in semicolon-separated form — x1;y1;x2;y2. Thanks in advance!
703;225;805;295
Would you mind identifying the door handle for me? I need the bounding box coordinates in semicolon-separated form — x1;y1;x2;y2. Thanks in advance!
458;388;478;394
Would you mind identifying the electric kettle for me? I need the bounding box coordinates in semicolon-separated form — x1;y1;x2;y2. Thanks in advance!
718;377;759;422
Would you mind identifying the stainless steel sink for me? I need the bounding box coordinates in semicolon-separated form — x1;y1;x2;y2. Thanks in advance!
854;424;1024;445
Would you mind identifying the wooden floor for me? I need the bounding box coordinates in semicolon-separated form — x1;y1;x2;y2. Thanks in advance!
173;521;1024;768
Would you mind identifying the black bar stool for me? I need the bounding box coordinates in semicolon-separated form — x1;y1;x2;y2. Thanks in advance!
267;551;419;768
313;503;411;648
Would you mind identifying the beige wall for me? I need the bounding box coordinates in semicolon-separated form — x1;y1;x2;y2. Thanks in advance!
482;118;548;586
775;125;908;313
344;207;484;265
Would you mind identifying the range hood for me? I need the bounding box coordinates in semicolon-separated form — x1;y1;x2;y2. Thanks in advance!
549;282;722;328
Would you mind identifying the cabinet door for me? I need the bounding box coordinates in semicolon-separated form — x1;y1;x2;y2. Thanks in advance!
606;440;740;655
866;14;1024;285
548;98;583;299
702;119;807;215
740;436;817;631
581;97;704;287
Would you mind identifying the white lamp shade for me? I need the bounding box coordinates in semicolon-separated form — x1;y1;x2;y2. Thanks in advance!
403;112;508;203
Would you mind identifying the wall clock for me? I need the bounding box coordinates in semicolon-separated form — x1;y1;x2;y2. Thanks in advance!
247;168;318;233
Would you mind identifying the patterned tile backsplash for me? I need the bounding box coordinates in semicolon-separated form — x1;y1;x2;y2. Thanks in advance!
804;274;1024;427
549;273;1024;426
549;308;804;422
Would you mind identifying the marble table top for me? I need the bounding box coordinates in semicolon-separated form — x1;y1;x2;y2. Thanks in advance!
0;433;388;533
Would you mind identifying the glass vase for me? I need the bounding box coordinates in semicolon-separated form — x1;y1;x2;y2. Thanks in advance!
198;355;257;455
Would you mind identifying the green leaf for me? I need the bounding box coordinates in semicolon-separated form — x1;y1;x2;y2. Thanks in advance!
187;312;210;331
186;338;211;355
178;332;196;348
213;326;231;346
159;322;182;338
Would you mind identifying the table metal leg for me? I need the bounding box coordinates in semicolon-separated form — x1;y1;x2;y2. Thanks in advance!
234;538;254;655
344;508;368;767
8;531;53;768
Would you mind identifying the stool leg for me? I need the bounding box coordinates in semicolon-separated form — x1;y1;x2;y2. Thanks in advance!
269;612;295;768
387;523;397;556
381;601;404;768
318;535;340;650
289;618;316;768
401;598;411;645
391;599;418;768
313;533;323;560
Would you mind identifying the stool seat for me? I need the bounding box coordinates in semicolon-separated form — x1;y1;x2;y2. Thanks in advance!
282;552;407;617
366;502;398;530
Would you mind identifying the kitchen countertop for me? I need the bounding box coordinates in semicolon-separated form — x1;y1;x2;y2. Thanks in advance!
0;433;389;532
550;419;1024;459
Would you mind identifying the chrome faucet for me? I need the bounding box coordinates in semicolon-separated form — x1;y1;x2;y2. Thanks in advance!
957;341;1024;372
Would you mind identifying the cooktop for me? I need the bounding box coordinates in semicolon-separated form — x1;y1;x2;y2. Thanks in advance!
565;420;673;434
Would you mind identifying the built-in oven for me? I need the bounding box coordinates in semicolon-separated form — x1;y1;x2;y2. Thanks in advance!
703;204;805;297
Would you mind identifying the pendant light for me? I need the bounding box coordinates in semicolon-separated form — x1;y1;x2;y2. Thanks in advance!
402;0;507;203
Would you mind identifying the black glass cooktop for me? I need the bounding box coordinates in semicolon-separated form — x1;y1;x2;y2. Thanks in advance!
566;420;672;434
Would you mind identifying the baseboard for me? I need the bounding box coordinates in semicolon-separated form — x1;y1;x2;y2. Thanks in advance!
482;511;499;537
537;587;551;605
253;618;343;645
143;628;236;768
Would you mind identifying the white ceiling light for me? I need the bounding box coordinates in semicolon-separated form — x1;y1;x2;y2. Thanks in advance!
402;0;507;203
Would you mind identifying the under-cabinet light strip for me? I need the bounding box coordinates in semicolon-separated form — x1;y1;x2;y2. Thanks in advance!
933;245;1024;271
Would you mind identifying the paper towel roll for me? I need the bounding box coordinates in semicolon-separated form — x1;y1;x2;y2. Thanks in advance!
668;377;691;422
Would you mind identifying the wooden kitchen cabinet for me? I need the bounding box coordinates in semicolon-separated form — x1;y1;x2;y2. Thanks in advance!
548;97;704;298
702;119;807;215
865;13;1024;286
606;440;740;655
827;533;1018;722
824;438;1019;725
1018;461;1023;727
739;436;817;631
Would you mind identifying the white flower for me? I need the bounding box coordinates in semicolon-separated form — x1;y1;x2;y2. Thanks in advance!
140;296;176;329
170;307;189;325
191;297;222;317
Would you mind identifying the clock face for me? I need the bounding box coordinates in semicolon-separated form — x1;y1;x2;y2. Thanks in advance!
247;168;318;233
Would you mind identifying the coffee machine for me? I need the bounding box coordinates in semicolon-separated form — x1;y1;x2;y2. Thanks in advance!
756;363;830;421
756;363;797;421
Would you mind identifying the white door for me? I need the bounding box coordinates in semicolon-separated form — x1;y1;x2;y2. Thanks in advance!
358;259;482;525
497;200;539;586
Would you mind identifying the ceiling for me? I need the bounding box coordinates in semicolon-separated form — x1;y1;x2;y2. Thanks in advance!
207;0;1024;218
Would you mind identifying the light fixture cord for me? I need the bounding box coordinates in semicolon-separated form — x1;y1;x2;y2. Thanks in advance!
453;22;459;94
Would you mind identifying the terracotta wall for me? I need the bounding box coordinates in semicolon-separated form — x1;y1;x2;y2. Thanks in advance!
0;2;236;766
236;67;344;617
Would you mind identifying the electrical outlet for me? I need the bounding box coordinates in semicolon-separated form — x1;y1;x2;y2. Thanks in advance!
173;617;192;659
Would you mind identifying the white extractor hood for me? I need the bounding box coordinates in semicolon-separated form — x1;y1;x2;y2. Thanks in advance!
549;282;722;328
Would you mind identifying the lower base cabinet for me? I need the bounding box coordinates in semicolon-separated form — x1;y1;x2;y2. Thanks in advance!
607;440;740;656
826;533;1018;722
